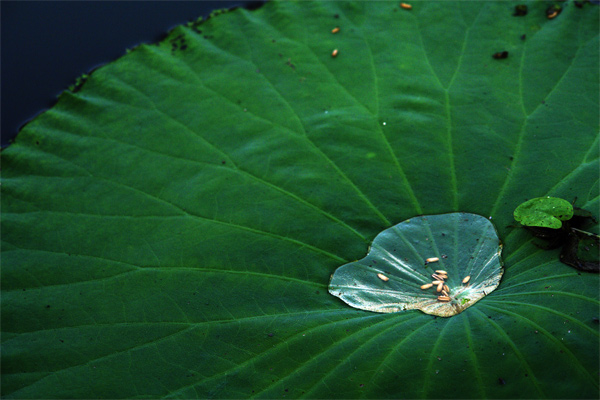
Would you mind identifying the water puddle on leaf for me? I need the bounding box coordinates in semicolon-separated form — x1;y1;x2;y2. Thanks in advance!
328;213;503;317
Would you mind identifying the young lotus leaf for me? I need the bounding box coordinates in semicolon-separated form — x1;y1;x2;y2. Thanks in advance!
329;213;503;317
514;196;574;229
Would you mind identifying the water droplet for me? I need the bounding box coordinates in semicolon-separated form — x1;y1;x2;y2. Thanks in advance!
328;213;504;317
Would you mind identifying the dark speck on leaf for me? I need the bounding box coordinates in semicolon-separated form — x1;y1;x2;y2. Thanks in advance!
492;51;509;59
46;305;51;309
498;378;506;385
520;34;526;41
513;4;528;16
180;45;188;50
334;13;339;18
267;333;274;337
593;317;599;324
221;161;226;165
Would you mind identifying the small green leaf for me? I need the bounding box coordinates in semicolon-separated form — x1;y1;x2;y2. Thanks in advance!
328;213;503;317
514;196;574;229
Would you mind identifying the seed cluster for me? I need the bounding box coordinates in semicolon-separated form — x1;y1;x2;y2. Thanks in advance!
428;270;451;302
420;259;472;303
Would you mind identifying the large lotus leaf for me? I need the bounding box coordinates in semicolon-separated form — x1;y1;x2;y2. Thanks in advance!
2;1;599;399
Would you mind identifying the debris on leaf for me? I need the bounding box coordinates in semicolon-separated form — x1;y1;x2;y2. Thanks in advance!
513;5;528;16
492;51;509;59
546;4;562;19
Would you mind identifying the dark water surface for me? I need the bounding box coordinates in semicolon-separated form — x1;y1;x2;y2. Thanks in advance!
1;1;265;147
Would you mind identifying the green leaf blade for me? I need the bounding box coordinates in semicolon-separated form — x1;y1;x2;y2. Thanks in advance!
2;1;598;398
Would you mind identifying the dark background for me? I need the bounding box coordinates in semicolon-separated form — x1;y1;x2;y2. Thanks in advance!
1;0;265;147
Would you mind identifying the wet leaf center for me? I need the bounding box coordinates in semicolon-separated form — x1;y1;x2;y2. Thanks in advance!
328;213;504;317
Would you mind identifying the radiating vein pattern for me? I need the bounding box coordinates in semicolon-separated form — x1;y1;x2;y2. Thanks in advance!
1;1;598;399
